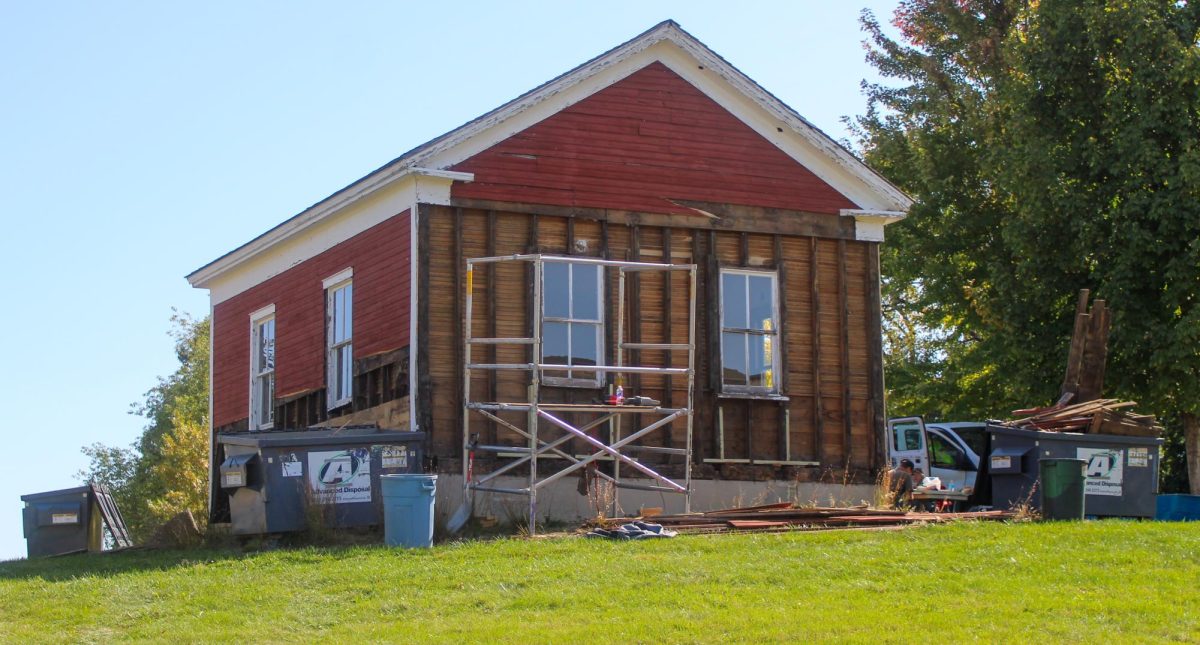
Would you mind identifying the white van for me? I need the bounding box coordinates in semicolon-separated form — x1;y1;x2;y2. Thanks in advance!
886;417;988;494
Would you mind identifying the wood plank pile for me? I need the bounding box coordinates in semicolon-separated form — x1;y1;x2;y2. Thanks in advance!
1003;397;1163;437
996;290;1162;438
607;502;1013;534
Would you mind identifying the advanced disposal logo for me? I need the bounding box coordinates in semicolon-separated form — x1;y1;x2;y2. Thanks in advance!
1077;447;1124;497
308;448;372;504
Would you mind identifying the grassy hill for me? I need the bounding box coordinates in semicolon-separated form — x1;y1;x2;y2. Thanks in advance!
2;521;1198;643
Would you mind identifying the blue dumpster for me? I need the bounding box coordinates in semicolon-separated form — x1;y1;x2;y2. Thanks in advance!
1156;494;1200;521
381;474;437;548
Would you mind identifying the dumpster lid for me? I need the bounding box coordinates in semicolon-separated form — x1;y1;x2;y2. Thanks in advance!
218;428;426;448
20;485;91;503
985;422;1164;446
221;453;259;468
990;446;1031;458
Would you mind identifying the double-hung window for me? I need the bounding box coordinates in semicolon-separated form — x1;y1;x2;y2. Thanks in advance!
720;269;780;394
324;269;353;409
249;305;276;430
541;260;603;387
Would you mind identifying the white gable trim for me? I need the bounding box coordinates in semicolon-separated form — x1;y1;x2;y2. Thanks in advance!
193;169;470;305
188;21;911;302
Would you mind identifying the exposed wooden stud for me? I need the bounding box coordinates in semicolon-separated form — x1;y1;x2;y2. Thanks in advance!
739;232;749;267
453;207;464;446
745;399;753;462
838;238;852;469
417;204;433;449
692;228;707;463
566;217;576;255
662;226;674;451
774;233;788;461
810;236;824;465
865;243;886;469
487;210;498;445
630;225;643;445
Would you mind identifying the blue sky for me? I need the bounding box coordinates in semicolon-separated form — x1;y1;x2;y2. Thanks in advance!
0;1;901;559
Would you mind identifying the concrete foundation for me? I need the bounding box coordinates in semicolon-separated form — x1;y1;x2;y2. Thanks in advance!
433;474;878;528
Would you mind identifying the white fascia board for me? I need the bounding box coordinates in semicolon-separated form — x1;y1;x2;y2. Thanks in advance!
188;168;470;294
197;170;468;305
839;209;907;242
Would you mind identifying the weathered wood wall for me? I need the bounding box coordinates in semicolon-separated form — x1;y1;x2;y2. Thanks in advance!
419;201;885;480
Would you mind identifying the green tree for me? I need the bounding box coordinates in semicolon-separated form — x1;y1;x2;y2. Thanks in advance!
79;312;211;538
857;0;1200;491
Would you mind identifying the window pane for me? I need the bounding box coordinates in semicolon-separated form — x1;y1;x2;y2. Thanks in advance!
721;331;747;386
544;262;569;318
543;322;569;365
748;275;774;331
721;273;747;329
748;334;769;388
260;320;275;372
258;374;274;426
572;264;600;321
336;287;346;343
343;283;353;340
570;323;599;366
338;345;352;401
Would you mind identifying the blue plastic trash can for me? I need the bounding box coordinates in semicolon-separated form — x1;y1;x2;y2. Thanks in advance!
380;474;437;548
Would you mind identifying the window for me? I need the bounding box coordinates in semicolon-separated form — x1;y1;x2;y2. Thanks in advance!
249;305;276;430
541;260;603;387
929;432;975;471
720;269;780;393
893;423;923;452
325;269;353;409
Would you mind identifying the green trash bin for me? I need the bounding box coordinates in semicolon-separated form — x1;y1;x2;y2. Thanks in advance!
1040;458;1087;520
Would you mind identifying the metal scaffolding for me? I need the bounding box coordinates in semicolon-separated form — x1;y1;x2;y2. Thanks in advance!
461;254;697;534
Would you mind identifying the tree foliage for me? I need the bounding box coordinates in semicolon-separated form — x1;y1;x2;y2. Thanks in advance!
79;312;210;538
856;0;1200;491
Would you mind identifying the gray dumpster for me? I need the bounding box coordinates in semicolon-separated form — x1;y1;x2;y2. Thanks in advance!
216;427;425;535
21;484;132;557
987;424;1162;518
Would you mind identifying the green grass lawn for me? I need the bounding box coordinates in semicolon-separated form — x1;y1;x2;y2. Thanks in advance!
2;521;1198;643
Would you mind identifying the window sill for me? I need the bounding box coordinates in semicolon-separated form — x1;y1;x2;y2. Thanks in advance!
717;392;790;402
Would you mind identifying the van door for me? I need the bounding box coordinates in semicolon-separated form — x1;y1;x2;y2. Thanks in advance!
886;417;929;472
926;427;978;491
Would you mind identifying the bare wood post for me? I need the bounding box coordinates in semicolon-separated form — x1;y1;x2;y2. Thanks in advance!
775;234;789;460
865;243;886;470
487;211;498;445
810;237;825;466
528;257;543;534
838;238;852;468
685;263;697;512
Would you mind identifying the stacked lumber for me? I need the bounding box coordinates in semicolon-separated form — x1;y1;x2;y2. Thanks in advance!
605;502;1013;535
1004;398;1163;437
1061;290;1110;403
997;289;1161;438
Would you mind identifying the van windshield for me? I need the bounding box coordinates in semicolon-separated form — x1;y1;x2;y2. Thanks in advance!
949;425;987;457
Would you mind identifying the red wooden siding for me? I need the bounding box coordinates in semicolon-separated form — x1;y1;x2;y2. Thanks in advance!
211;212;411;428
450;62;857;215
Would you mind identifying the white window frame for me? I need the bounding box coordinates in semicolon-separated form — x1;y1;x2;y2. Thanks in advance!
324;268;354;410
249;304;276;431
719;268;781;395
541;259;605;388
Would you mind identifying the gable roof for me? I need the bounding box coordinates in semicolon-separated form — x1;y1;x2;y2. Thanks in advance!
188;20;910;290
